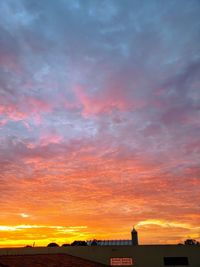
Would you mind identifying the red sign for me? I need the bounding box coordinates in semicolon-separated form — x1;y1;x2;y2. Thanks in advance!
110;258;133;266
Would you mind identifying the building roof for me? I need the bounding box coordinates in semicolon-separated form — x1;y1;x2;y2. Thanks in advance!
88;240;133;246
0;254;107;267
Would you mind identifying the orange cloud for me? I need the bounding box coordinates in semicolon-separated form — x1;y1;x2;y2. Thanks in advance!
1;141;199;247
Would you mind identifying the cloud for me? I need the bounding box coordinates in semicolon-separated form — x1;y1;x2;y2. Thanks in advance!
136;219;200;230
0;0;200;246
19;213;30;218
74;85;132;117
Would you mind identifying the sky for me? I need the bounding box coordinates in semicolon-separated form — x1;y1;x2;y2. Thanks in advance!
0;0;200;247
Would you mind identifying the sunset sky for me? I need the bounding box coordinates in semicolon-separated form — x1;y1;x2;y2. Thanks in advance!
0;0;200;247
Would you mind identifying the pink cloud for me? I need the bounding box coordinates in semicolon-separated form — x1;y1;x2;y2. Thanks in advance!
0;118;8;127
74;85;129;117
39;132;63;146
0;104;27;121
0;96;53;123
74;81;147;117
24;96;52;113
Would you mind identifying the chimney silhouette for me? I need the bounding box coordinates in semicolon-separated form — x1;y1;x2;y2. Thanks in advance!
131;227;138;245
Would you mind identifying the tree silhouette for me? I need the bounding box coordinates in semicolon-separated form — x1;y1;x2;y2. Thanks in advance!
47;242;59;247
184;239;199;245
71;241;87;246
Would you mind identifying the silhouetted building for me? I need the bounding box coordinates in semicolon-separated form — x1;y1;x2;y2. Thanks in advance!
131;227;138;245
88;240;132;246
88;227;139;246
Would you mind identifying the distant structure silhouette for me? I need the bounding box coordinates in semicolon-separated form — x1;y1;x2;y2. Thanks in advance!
131;227;138;245
87;227;139;246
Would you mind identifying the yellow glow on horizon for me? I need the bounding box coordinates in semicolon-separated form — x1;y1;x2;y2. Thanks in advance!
0;220;200;248
0;224;90;248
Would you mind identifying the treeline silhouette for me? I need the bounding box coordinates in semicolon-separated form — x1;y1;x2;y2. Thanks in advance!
46;238;200;247
47;241;87;247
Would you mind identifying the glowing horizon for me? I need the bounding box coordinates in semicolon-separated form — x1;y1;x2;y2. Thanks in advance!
0;0;200;248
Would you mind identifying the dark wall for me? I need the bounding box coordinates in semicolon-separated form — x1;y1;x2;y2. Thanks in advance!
0;245;199;267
